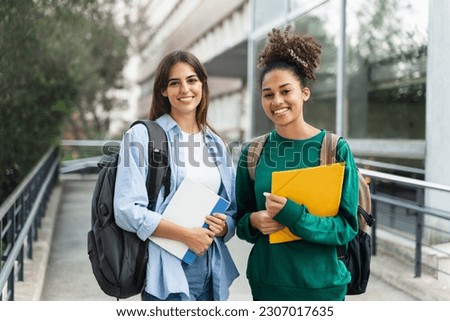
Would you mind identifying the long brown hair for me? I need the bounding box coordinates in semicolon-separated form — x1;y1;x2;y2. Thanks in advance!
149;50;213;132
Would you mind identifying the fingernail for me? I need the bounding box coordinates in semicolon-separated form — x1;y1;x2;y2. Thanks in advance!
263;192;270;197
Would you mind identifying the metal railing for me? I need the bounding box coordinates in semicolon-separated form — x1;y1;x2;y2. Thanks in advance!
0;146;59;301
60;139;118;174
60;141;450;277
355;157;425;176
360;168;450;278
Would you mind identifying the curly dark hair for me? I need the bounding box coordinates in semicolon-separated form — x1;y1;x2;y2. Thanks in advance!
258;25;322;85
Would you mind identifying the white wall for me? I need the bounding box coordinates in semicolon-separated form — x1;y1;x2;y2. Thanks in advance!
424;0;450;244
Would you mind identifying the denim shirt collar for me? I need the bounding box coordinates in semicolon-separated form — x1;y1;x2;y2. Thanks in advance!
156;113;215;141
155;113;234;203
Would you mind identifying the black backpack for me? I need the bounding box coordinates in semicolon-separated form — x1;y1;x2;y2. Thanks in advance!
320;132;375;295
246;131;375;295
87;120;170;299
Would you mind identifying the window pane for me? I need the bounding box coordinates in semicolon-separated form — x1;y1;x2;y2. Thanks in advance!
347;0;428;139
254;0;288;30
291;1;340;132
252;35;276;137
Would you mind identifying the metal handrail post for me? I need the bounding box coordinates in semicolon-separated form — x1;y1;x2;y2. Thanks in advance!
414;188;425;277
371;181;377;256
7;206;15;300
0;146;59;301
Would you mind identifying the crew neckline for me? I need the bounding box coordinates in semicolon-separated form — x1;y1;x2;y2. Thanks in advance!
272;129;325;142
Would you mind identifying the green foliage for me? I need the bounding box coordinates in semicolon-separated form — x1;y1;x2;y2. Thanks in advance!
0;0;129;202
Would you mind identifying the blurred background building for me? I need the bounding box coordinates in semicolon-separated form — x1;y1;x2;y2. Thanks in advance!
128;0;431;161
117;0;448;242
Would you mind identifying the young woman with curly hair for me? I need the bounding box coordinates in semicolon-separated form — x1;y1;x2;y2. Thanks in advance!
235;26;359;301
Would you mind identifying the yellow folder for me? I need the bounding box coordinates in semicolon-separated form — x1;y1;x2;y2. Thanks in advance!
269;162;345;244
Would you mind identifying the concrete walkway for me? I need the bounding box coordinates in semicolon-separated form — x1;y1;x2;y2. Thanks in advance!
14;175;450;301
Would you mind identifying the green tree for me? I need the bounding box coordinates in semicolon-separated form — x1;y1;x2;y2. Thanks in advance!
55;0;128;139
0;0;129;202
0;1;71;201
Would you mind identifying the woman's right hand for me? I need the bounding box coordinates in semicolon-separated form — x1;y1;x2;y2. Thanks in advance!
151;219;215;256
184;227;215;256
249;210;285;235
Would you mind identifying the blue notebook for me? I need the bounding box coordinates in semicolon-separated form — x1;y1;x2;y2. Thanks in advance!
149;177;230;264
182;195;229;264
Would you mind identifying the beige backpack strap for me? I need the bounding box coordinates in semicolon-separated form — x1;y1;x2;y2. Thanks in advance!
321;131;374;231
247;133;269;181
320;131;340;165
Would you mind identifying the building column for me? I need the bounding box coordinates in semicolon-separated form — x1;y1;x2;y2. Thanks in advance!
425;0;450;244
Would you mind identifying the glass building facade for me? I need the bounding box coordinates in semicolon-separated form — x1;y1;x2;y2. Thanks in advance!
248;0;428;165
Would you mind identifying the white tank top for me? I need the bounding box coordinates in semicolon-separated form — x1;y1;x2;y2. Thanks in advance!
180;131;221;194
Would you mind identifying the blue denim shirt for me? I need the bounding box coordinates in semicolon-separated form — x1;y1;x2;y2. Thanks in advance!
114;114;239;300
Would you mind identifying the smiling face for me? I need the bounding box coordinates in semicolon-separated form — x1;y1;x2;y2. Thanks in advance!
261;68;310;130
162;62;203;120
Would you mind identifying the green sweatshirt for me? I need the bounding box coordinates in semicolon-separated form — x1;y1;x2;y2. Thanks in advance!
236;129;359;301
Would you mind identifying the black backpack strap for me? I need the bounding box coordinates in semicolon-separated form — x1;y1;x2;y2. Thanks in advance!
130;120;170;210
247;133;270;181
358;206;375;227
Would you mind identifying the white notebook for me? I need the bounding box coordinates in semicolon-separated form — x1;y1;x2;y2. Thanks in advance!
149;177;229;264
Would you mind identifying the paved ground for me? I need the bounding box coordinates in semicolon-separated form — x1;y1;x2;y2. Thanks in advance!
15;176;450;301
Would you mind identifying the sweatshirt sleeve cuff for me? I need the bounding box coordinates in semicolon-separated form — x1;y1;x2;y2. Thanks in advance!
237;212;260;242
275;199;305;228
